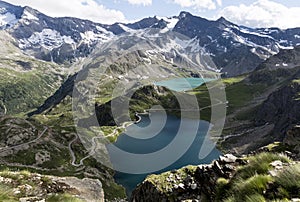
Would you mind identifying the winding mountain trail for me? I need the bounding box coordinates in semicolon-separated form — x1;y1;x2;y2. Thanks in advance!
68;121;133;167
0;127;48;154
145;98;225;112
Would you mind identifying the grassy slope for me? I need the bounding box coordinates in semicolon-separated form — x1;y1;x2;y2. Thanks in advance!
218;153;299;202
0;31;64;115
0;68;62;115
186;74;267;121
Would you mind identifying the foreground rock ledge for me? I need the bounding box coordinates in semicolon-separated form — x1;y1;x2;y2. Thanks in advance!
130;152;300;202
131;154;241;202
0;170;104;202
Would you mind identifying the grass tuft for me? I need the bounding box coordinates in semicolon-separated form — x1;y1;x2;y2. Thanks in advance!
47;193;83;202
236;152;290;179
274;164;300;196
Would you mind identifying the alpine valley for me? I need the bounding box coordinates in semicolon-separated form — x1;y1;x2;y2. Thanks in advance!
0;0;299;201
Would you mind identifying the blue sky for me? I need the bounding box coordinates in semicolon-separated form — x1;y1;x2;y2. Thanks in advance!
99;0;299;21
5;0;300;28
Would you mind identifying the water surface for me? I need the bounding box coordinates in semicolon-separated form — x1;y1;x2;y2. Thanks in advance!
107;112;221;195
155;77;214;91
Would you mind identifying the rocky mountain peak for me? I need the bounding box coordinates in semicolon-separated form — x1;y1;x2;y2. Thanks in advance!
178;11;191;19
0;0;19;9
21;6;39;19
216;16;236;28
0;1;299;76
126;16;161;30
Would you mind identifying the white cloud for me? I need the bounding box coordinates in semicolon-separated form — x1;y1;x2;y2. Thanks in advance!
171;0;221;10
126;0;152;6
5;0;126;24
218;0;300;29
216;0;222;7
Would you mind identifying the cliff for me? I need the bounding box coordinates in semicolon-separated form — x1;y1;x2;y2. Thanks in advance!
131;152;300;202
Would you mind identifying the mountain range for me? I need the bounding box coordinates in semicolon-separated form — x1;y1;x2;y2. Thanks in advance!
0;0;300;76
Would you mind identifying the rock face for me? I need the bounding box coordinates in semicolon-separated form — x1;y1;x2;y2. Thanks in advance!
255;81;300;141
284;125;300;159
131;152;300;202
49;176;105;202
0;170;104;202
131;154;240;202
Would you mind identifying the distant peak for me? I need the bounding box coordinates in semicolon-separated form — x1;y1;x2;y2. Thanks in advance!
0;0;13;7
0;0;22;11
216;16;237;27
20;6;40;21
217;16;231;24
179;11;191;19
23;6;39;14
217;16;226;21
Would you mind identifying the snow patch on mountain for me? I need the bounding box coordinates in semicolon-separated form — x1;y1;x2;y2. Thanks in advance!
158;16;179;29
157;16;179;33
239;27;274;39
19;29;76;50
80;30;113;44
118;23;134;33
186;38;202;53
276;43;294;50
22;10;38;21
17;18;114;51
222;27;279;58
0;10;17;28
261;28;280;34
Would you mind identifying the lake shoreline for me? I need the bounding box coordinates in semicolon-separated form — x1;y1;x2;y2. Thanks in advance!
107;112;222;196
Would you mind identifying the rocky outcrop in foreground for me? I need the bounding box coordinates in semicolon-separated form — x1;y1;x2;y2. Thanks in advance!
284;125;300;159
0;169;104;202
131;154;240;202
131;152;300;202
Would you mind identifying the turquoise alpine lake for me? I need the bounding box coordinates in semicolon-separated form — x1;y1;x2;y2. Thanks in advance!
155;77;214;91
106;112;221;196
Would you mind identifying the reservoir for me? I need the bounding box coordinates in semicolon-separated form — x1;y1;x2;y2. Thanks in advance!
107;77;221;195
155;77;214;91
107;112;221;195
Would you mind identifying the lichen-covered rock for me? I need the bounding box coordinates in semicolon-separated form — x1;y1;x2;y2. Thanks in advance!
284;125;300;159
131;154;239;202
131;152;300;202
0;170;104;202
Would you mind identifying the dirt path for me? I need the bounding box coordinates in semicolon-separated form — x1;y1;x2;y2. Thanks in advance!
68;121;133;167
0;127;48;155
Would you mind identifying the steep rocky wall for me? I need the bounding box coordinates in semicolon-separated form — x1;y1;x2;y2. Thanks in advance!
255;82;300;141
131;154;239;202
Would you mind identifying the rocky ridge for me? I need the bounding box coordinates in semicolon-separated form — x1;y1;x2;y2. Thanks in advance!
0;169;104;202
131;152;300;202
131;154;240;202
